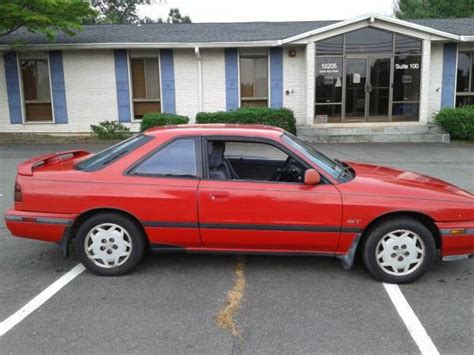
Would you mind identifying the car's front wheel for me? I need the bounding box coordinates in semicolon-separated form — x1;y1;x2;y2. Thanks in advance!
76;213;146;276
362;218;436;283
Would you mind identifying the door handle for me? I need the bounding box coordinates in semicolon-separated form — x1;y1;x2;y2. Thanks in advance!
210;191;229;200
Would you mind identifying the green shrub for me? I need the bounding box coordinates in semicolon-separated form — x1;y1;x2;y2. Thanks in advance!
195;107;297;134
90;120;131;140
140;112;189;131
435;106;474;141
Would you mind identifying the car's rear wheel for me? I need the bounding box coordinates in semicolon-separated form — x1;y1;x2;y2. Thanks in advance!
76;213;146;276
362;218;436;283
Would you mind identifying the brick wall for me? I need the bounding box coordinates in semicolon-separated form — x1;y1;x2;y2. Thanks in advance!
283;46;306;124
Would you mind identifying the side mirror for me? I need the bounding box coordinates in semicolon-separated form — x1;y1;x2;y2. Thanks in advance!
304;169;321;185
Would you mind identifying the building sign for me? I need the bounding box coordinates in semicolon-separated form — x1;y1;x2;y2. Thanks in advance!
318;62;340;74
395;62;420;70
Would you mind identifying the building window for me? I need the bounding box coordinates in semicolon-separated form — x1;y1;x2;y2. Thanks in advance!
20;59;53;122
456;52;474;107
315;57;343;123
240;50;268;107
314;29;422;124
130;57;160;119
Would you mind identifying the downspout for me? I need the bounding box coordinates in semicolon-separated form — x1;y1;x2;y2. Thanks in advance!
195;47;203;114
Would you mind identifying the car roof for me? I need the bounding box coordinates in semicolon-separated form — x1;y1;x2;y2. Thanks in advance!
144;124;285;138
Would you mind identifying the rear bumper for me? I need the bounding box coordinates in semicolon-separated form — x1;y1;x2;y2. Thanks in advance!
4;209;77;243
436;222;474;261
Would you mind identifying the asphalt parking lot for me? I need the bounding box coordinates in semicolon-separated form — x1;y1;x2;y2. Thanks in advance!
0;141;472;354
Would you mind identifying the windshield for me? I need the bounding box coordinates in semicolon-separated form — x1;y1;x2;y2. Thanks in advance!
282;133;347;180
75;134;152;171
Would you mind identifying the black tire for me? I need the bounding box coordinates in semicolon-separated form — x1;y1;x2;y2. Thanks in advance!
75;213;146;276
362;218;436;283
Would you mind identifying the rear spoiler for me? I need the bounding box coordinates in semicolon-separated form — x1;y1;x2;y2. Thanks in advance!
17;150;90;176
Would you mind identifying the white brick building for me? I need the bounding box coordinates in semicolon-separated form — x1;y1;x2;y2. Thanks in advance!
0;15;473;141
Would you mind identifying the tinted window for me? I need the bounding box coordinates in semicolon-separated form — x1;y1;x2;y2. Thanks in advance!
457;52;471;93
345;28;393;54
133;139;197;177
316;35;343;56
393;55;421;102
395;34;421;55
315;57;343;103
76;134;152;171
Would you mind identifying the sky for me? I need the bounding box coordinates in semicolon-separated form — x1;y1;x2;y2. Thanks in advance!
136;0;397;23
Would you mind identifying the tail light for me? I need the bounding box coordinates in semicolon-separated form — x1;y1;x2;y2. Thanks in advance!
14;182;22;202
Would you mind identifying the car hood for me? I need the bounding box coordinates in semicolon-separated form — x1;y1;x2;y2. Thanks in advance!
342;161;473;203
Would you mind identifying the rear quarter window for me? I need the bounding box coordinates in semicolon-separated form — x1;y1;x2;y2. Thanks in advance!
75;134;153;172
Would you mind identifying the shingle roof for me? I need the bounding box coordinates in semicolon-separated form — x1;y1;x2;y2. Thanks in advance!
0;17;472;46
0;21;337;45
409;18;474;36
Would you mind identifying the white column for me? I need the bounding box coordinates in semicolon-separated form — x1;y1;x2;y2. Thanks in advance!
419;39;431;124
305;42;315;125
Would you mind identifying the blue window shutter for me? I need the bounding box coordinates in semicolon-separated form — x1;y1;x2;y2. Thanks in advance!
270;47;283;108
441;43;457;108
225;48;239;111
3;52;22;124
160;49;176;114
114;49;131;122
49;51;68;124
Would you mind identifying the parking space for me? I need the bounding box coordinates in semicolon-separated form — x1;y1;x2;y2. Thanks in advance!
0;142;472;353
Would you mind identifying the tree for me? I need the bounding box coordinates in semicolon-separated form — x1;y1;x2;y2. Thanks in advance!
141;7;192;24
87;2;191;25
395;0;474;19
86;0;140;24
161;8;192;24
0;0;96;40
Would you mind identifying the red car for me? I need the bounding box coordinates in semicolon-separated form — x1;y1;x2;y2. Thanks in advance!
4;125;474;283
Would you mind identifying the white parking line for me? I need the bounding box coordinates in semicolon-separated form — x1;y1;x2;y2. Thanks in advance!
383;283;439;355
0;263;85;337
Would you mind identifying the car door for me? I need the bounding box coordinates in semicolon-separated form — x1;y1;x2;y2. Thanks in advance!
197;137;343;253
122;136;202;249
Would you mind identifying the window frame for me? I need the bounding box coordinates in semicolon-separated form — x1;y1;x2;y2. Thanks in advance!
18;55;55;123
201;135;328;185
456;51;474;107
128;52;162;121
126;136;203;180
238;49;270;107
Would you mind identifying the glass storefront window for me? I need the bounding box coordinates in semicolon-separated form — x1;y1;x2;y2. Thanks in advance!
395;34;422;55
314;29;422;123
392;103;419;122
315;104;342;123
315;57;343;103
393;55;421;102
345;28;393;54
316;35;343;56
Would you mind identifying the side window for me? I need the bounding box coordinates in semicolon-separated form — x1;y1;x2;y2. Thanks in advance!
132;138;198;177
224;141;288;161
207;140;306;183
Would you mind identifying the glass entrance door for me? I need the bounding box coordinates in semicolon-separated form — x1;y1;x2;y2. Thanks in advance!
345;58;367;122
368;57;391;122
344;56;391;122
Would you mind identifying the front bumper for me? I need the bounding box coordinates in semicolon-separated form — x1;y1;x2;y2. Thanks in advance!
436;221;474;261
4;209;77;243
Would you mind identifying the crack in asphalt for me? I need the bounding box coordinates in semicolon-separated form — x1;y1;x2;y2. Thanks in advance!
215;256;246;342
